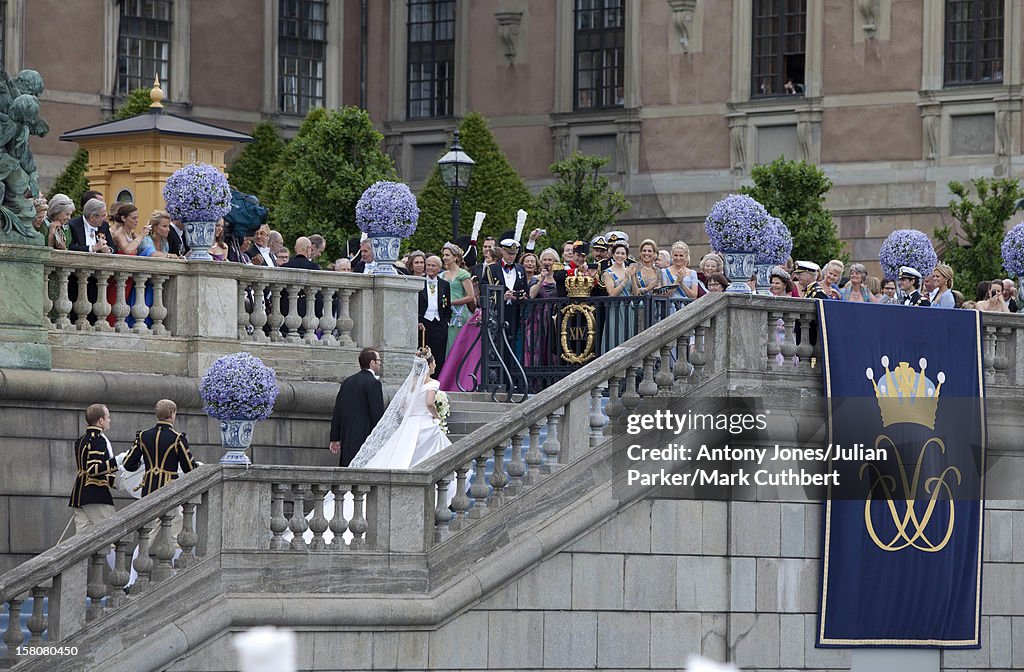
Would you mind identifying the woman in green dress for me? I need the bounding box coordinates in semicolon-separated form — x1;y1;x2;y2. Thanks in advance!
441;242;476;356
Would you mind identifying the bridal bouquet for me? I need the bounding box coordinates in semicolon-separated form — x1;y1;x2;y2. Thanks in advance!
435;391;451;435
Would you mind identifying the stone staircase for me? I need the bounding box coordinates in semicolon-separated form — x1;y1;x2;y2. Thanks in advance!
443;392;518;443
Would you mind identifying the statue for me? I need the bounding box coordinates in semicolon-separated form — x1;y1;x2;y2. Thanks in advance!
0;67;47;245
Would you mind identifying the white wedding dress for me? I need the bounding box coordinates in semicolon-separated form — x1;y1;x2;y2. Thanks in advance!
292;356;457;546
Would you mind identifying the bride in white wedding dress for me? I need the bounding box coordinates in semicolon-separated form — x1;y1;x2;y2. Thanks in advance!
293;348;455;546
350;347;451;469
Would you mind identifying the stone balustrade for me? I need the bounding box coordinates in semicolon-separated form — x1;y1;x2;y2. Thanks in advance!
41;251;420;381
3;294;1024;670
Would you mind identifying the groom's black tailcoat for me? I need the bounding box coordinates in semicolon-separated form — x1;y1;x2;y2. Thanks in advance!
330;368;385;466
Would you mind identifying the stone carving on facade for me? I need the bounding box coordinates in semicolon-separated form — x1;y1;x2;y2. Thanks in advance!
0;67;47;245
551;125;571;163
667;0;698;53
857;0;878;37
797;119;813;163
996;109;1011;157
920;107;940;161
495;11;524;64
728;119;746;173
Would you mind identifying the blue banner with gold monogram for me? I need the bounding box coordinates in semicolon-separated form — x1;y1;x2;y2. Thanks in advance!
816;301;986;648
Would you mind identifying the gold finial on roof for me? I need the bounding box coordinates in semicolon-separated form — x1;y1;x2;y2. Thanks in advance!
150;75;165;109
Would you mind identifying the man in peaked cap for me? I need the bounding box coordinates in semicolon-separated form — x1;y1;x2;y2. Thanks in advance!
590;236;610;297
899;266;930;306
792;260;830;300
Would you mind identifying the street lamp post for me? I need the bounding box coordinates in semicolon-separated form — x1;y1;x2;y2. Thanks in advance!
437;130;475;240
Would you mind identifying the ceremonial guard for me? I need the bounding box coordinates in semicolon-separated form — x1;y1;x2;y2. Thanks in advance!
792;260;830;299
69;404;118;534
123;399;197;497
898;266;931;306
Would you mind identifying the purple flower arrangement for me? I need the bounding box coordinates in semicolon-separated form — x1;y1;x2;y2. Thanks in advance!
705;194;771;252
356;181;420;238
162;163;233;223
878;229;938;280
1002;222;1024;277
200;352;279;421
755;216;793;265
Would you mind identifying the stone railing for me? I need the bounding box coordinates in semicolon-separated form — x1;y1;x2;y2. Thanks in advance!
41;251;420;381
4;294;1024;670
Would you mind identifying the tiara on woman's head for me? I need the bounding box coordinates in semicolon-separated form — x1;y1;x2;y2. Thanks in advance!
442;241;464;257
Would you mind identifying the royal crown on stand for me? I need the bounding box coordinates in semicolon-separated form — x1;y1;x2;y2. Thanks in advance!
565;274;595;297
864;356;944;429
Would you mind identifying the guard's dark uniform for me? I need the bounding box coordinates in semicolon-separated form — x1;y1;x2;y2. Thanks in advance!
123;421;197;497
803;281;831;300
68;427;117;508
902;290;931;307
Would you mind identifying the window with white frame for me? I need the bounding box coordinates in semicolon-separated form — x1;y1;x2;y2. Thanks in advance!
573;0;624;110
278;0;328;115
117;0;172;96
944;0;1003;86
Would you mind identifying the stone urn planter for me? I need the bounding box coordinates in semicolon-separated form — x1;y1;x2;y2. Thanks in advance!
356;181;420;274
199;352;279;466
162;162;233;262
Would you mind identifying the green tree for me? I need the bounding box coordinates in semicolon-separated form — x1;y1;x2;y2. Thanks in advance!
741;157;845;264
531;152;631;246
227;121;285;197
262;106;396;264
934;177;1024;295
114;87;154;120
47;89;154;209
408;112;532;254
46;148;90;208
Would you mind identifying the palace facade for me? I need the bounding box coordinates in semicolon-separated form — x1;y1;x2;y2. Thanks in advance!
12;0;1024;270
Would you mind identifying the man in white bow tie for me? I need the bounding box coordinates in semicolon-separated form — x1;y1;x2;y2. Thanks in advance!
419;256;452;374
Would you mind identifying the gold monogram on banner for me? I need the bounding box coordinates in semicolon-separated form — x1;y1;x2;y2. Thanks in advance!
860;357;957;552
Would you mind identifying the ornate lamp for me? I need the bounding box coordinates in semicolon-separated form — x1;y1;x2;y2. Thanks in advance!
437;130;475;240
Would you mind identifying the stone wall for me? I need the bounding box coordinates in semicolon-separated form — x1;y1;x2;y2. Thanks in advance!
161;494;1024;671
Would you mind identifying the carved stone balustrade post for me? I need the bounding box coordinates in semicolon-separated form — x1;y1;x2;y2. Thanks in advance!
469;453;491;518
132;524;155;594
107;537;132;608
348;485;369;549
86;553;107;621
318;287;338;346
302;290;319;344
92;270;113;332
524;423;544;486
604;374;624;433
151;511;177;582
177;500;199;567
489;443;509;506
590;387;608;447
542;408;563;473
433;477;453;542
73;268;93;331
638;355;659;397
3;596;25;653
236;281;250;341
111;272;131;333
308;484;330;550
328;484;351;549
149;274;169;335
26;586;47;645
284;284;302;343
130;273;151;334
656;345;674;394
54;267;74;329
288;484;309;550
266;283;284;343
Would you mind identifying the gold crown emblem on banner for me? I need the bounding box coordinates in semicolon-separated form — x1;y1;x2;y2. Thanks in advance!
565;274;595;297
864;356;944;429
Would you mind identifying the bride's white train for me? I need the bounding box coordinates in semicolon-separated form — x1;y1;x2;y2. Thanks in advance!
290;348;465;545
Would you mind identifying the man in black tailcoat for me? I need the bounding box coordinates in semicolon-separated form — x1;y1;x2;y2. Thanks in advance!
419;256;452;374
330;348;385;467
